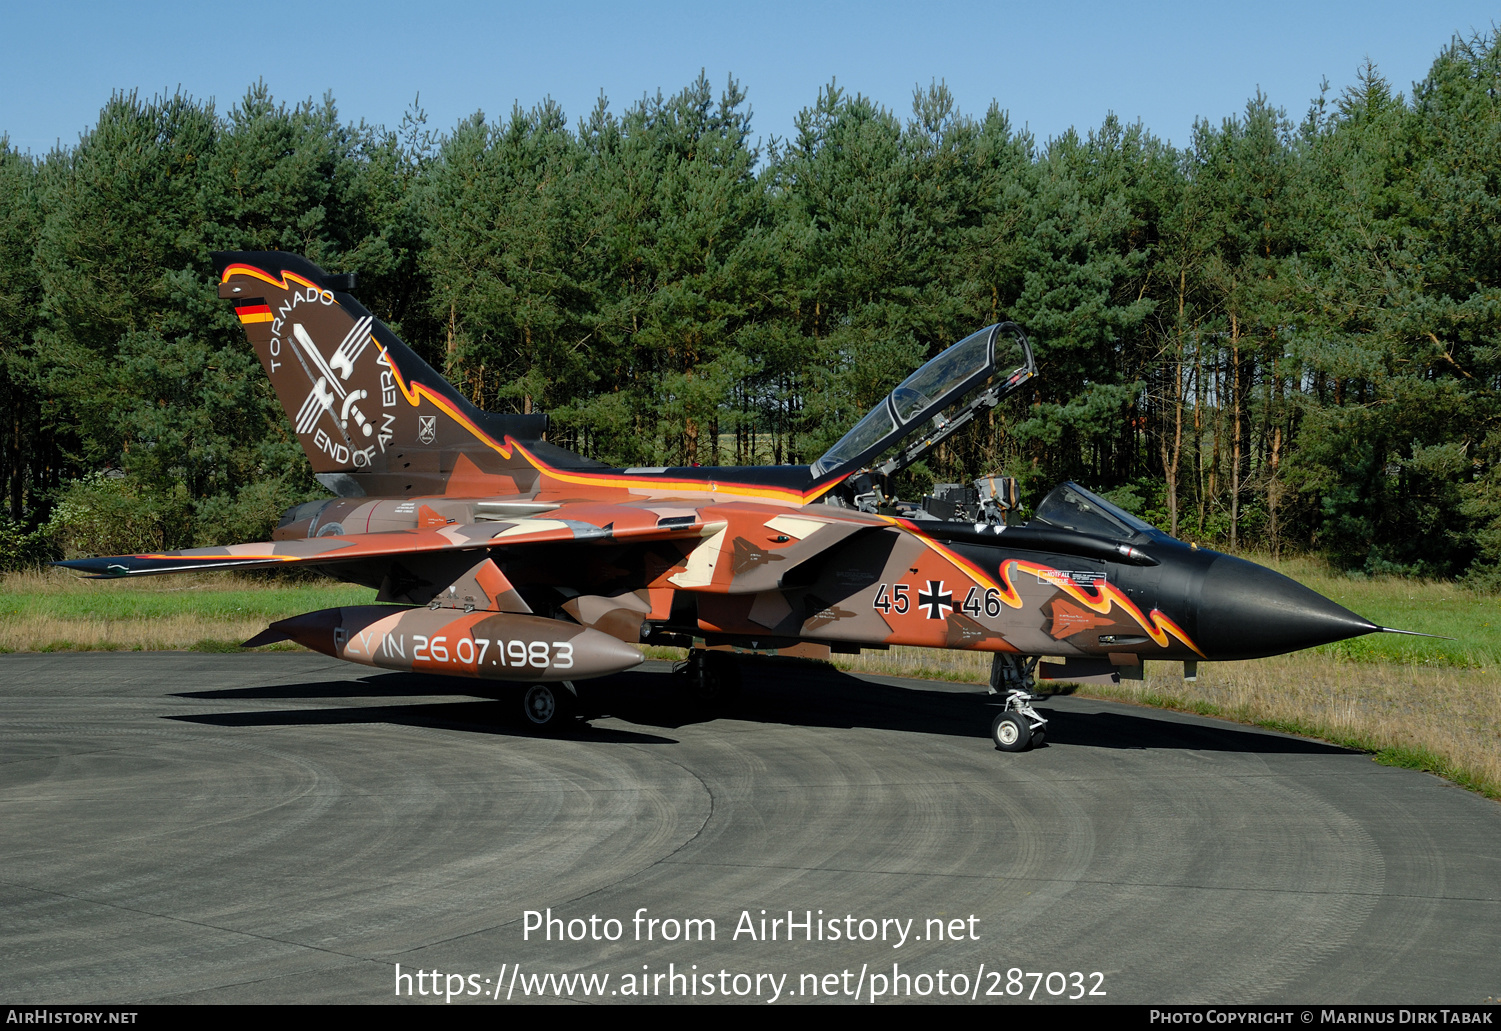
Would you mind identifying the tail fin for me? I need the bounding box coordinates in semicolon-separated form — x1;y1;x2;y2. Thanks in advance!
214;251;549;498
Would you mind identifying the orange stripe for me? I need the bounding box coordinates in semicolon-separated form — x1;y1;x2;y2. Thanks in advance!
892;518;1008;594
134;553;296;564
371;341;519;462
896;521;1205;656
221;263;324;294
510;440;845;505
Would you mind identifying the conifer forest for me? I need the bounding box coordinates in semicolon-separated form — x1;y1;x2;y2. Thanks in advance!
4;32;1501;586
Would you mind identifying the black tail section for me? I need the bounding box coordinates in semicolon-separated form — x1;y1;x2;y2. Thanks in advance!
214;252;549;498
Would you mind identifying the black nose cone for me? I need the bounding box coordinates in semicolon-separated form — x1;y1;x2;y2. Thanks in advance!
1196;555;1378;660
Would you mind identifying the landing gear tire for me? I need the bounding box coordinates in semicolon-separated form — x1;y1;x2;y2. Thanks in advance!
521;682;573;731
1029;727;1046;748
992;711;1032;752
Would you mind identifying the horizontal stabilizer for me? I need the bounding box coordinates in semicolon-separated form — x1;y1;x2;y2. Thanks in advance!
679;513;879;594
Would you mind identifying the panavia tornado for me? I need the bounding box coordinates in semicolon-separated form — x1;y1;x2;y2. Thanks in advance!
60;252;1410;750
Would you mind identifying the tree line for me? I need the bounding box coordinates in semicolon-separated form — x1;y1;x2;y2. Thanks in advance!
2;32;1500;587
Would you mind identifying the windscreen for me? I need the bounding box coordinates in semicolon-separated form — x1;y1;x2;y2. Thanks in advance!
1030;482;1157;540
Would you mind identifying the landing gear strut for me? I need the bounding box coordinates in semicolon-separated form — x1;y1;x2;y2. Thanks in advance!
680;650;742;708
989;653;1037;694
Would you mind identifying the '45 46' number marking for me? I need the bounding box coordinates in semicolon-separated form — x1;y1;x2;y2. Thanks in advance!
873;584;1002;618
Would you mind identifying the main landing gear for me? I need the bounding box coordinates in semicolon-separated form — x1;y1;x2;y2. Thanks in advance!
680;651;742;709
520;681;578;732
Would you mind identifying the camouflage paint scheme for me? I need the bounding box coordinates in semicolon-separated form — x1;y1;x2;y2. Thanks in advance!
61;253;1382;691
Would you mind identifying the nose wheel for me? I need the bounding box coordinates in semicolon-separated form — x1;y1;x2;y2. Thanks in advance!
991;688;1046;751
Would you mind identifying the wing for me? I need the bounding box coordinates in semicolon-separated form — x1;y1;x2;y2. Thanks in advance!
54;514;725;577
646;503;882;594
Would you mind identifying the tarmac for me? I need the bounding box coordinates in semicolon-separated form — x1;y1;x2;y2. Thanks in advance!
1;651;1498;1005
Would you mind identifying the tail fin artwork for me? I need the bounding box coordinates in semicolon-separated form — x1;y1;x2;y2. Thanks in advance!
214;251;570;498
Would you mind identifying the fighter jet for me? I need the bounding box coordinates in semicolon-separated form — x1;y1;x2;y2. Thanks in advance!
59;252;1405;750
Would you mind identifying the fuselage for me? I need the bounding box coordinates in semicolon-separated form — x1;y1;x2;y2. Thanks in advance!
270;462;1377;675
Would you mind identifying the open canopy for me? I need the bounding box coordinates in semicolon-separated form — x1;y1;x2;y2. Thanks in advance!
811;323;1036;480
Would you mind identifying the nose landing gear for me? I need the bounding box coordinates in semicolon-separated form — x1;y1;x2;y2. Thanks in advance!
989;655;1047;751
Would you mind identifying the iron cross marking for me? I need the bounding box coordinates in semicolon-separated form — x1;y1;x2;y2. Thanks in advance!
918;580;953;620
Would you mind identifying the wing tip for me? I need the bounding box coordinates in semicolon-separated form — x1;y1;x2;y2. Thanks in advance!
52;558;134;578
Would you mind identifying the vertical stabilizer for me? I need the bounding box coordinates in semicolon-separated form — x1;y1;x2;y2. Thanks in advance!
214;252;548;497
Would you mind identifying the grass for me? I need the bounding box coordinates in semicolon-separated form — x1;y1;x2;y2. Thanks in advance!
4;558;1498;799
0;568;374;652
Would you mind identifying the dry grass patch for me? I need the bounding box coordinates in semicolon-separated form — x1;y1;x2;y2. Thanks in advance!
836;644;992;682
1089;656;1501;799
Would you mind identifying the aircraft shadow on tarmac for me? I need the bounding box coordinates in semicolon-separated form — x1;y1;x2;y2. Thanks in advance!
169;657;1351;756
170;677;678;744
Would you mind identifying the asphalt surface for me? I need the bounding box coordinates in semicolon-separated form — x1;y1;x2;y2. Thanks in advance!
1;651;1497;1005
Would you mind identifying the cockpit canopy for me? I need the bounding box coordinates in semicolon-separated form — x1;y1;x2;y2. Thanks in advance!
810;323;1036;480
1030;481;1164;543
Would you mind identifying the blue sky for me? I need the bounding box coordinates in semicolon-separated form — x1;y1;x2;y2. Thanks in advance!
1;1;1496;156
